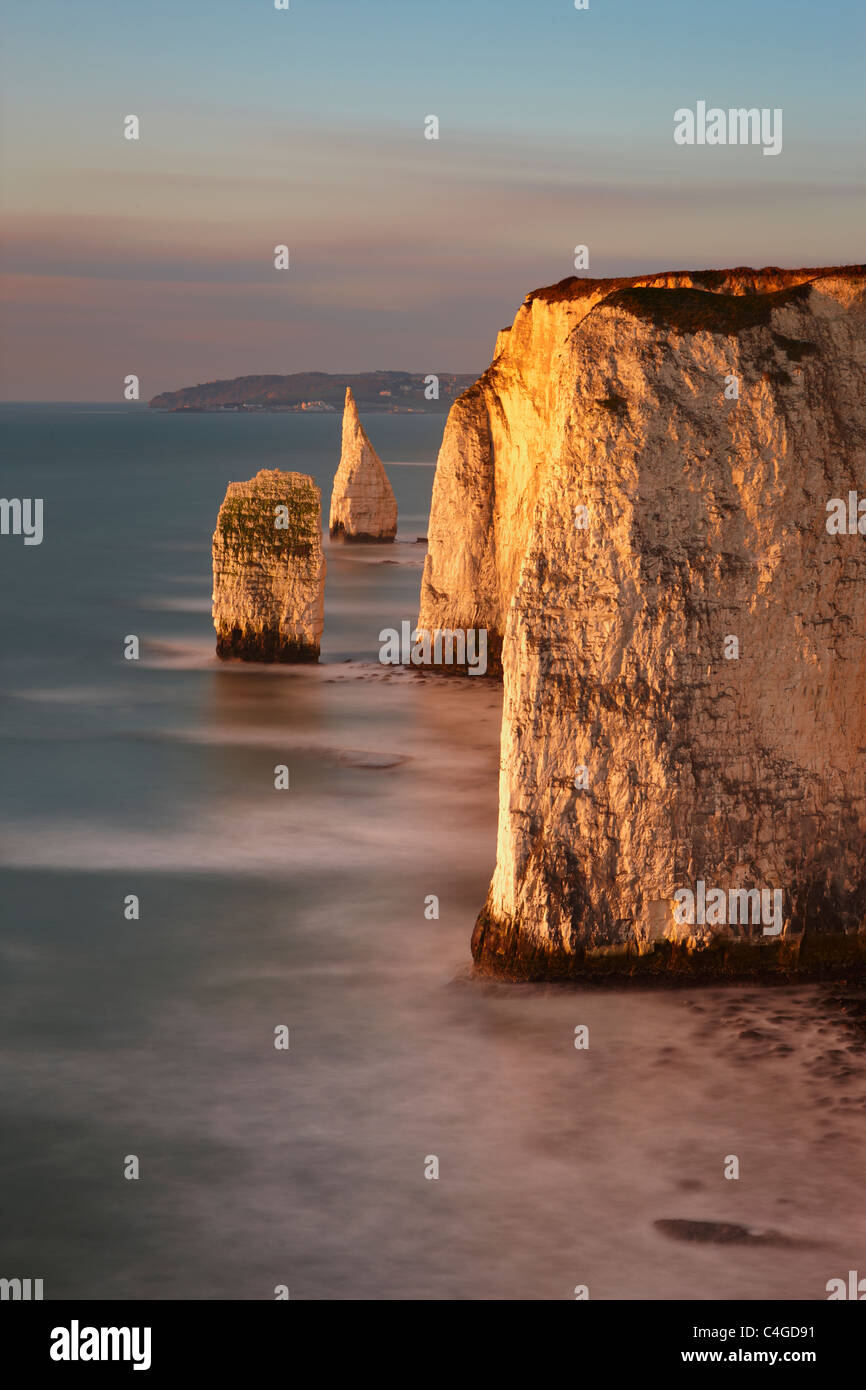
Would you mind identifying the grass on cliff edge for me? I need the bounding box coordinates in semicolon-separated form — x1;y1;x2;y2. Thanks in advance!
603;281;814;335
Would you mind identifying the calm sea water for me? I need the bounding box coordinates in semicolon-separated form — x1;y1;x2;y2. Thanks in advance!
1;405;863;1300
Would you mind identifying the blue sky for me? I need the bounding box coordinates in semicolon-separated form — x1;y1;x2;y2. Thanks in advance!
1;0;863;397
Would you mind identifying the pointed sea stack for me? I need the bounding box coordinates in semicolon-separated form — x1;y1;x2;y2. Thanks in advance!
329;387;398;541
212;469;325;662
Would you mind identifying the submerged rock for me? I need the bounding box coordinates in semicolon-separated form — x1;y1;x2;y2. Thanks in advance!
654;1220;803;1247
426;265;866;980
329;387;398;541
212;468;325;661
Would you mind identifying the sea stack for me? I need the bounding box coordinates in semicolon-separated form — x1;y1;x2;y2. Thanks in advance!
423;265;866;979
212;468;325;661
329;387;398;541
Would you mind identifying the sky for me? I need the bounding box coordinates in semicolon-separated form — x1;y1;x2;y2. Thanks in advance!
1;0;863;399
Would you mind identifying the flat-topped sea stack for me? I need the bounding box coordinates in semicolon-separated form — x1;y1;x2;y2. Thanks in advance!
427;265;866;980
329;387;398;541
212;469;325;662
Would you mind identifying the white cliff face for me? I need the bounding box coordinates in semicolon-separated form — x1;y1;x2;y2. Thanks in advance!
446;267;866;978
212;468;325;661
418;267;855;668
329;387;398;541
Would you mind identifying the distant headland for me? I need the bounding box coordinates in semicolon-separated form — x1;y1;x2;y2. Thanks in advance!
149;370;477;414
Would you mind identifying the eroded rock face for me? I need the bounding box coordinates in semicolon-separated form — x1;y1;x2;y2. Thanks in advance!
213;469;325;661
418;266;862;670
457;267;866;978
329;387;398;541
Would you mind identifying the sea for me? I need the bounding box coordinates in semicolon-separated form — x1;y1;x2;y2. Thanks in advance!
0;404;863;1300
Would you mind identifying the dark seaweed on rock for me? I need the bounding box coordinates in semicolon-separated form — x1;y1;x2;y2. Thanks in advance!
654;1219;807;1247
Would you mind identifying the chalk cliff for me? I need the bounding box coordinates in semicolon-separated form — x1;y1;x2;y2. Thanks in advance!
329;388;398;541
213;469;325;661
418;266;862;669
433;266;866;977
